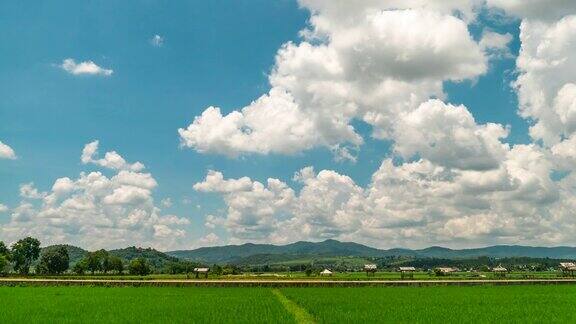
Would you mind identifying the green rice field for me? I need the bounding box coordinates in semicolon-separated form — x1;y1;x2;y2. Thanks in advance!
1;285;576;323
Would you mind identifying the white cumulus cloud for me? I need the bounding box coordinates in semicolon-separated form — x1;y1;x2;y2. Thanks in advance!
81;140;145;172
179;2;488;159
1;144;189;250
60;58;113;76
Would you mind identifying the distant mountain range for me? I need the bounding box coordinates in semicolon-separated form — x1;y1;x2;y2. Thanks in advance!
167;239;576;264
41;239;576;267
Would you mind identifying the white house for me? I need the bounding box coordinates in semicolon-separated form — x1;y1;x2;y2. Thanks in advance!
320;269;333;276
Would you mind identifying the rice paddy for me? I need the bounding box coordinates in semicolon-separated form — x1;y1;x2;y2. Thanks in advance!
2;285;576;323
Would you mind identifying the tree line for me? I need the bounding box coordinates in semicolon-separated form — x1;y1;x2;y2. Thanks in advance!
0;237;153;276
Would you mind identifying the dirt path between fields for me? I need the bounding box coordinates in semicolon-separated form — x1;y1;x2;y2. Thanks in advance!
272;289;316;324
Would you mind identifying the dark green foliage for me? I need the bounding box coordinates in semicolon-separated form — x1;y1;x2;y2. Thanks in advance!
0;241;10;260
0;255;8;275
221;264;241;275
129;258;150;276
11;237;41;275
212;264;223;276
109;256;124;274
72;260;87;275
164;261;200;274
101;252;113;274
37;246;69;275
85;251;103;275
60;246;194;275
81;250;119;274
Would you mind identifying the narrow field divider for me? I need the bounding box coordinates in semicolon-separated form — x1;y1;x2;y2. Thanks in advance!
272;289;316;324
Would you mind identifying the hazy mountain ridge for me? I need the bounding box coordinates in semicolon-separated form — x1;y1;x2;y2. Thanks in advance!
167;240;576;264
40;240;576;266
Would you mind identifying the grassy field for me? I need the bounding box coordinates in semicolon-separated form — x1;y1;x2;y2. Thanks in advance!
2;285;576;323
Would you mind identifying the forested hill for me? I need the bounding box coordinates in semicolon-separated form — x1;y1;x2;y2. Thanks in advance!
167;239;386;264
108;247;179;269
167;240;576;264
40;245;178;269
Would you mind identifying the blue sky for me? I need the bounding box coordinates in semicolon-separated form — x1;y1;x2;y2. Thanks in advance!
1;0;309;240
2;1;576;250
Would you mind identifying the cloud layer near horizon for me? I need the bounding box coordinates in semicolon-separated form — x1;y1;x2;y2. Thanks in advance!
0;142;188;250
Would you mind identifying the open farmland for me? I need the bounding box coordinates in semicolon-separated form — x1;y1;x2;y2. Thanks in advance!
2;285;576;323
282;285;576;323
0;286;294;324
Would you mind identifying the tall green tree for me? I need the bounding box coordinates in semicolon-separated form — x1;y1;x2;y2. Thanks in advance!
101;251;112;274
129;258;150;276
85;252;102;275
109;256;124;274
0;255;8;275
72;260;87;275
11;237;41;275
37;246;69;275
0;241;10;260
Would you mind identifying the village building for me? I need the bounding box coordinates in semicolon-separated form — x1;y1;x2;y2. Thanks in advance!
560;262;576;277
492;265;507;278
320;269;333;276
193;267;210;279
434;267;458;276
364;264;377;276
399;266;416;279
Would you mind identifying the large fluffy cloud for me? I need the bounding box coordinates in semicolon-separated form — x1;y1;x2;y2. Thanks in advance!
194;170;295;240
1;142;189;250
513;16;576;145
394;100;509;171
179;2;488;159
487;0;576;21
178;88;321;156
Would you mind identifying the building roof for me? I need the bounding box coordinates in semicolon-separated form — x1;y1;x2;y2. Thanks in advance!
436;267;456;273
364;264;377;270
492;266;507;272
320;269;333;275
399;266;416;271
194;268;210;272
560;262;576;270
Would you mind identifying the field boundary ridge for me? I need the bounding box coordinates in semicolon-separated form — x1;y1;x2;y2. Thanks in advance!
2;278;576;287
